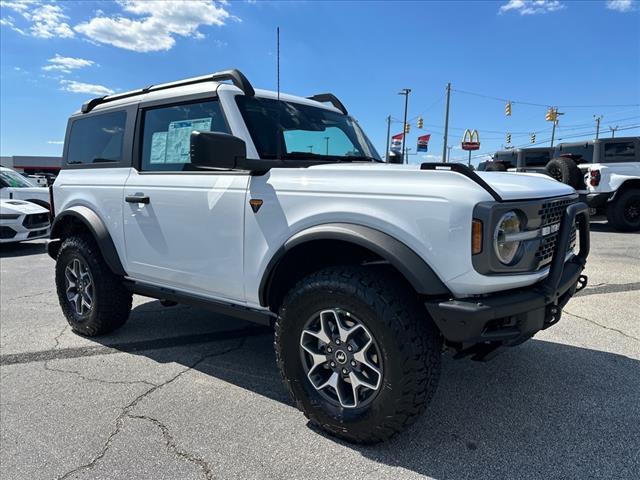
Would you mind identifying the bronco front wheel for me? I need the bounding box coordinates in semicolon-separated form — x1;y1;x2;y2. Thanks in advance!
275;266;442;444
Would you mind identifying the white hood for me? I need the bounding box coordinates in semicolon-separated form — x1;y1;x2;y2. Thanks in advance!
0;199;49;215
474;171;575;200
307;163;575;201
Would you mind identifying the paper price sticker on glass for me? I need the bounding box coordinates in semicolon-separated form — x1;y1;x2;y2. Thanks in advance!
150;117;213;164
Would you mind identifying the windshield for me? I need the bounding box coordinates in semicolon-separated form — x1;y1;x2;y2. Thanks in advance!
0;169;35;188
236;96;382;162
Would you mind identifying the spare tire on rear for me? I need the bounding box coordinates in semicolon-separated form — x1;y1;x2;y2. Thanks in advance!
545;158;583;189
485;162;507;172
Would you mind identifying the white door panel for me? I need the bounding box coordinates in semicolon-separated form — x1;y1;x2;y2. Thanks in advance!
123;171;249;302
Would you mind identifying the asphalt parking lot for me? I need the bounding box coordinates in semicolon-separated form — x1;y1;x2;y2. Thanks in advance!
1;222;638;480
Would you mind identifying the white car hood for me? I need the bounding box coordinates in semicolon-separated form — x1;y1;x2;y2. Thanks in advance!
307;163;575;200
0;199;49;215
473;171;575;200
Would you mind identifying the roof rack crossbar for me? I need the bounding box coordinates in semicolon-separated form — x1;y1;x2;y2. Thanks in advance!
81;68;254;114
307;93;348;115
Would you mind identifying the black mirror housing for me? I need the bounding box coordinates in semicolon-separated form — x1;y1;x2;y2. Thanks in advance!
190;131;247;170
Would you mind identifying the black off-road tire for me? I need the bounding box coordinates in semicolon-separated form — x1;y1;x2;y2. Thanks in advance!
545;158;583;189
55;235;132;336
606;188;640;232
274;266;442;444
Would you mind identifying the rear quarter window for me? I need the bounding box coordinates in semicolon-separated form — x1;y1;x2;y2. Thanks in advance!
602;141;636;163
66;111;127;165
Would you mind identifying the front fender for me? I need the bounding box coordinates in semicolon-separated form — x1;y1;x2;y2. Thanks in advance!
258;222;450;307
49;206;126;276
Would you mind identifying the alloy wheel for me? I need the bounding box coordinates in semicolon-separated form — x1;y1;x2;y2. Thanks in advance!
299;308;383;409
64;257;94;316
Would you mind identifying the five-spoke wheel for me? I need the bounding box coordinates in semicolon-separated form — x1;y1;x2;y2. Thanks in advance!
64;257;94;316
300;308;382;409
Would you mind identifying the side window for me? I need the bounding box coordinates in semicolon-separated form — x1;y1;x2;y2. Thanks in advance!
524;152;550;167
603;142;636;163
67;111;126;165
140;100;229;172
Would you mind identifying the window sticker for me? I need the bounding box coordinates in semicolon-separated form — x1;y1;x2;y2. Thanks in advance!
150;131;168;164
165;117;212;164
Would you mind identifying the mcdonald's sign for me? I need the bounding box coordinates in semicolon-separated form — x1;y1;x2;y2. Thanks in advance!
461;129;480;151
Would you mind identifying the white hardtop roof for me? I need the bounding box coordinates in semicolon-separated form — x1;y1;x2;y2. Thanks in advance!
76;78;342;115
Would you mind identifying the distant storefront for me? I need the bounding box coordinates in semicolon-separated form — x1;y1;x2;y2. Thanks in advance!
0;156;62;174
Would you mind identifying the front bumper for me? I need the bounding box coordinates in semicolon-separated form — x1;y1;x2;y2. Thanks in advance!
583;192;610;209
426;202;590;348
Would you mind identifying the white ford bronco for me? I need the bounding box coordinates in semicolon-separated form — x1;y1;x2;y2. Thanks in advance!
48;69;590;443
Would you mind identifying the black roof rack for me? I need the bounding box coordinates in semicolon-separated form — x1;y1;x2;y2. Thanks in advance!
307;93;348;115
81;68;254;114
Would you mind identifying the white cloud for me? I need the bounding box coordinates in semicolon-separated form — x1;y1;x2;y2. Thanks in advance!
606;0;636;12
1;0;74;38
499;0;565;15
47;140;64;145
60;80;114;96
75;0;232;52
43;54;95;73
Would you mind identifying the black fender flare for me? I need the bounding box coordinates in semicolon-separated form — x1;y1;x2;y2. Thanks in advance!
258;223;450;307
48;206;127;276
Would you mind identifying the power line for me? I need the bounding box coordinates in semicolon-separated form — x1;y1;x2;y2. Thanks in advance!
468;123;640;159
451;87;640;109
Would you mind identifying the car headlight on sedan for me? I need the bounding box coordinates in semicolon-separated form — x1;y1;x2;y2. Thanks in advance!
494;211;523;265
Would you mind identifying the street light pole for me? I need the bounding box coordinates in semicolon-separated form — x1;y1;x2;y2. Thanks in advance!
442;82;451;163
385;115;391;161
609;125;619;138
324;136;330;155
398;88;411;164
447;145;453;162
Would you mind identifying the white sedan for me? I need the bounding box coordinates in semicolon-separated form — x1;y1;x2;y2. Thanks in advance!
0;199;50;243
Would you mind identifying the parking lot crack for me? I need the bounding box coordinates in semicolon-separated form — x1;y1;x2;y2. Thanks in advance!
565;309;640;343
128;414;215;480
43;362;159;387
5;289;54;301
55;338;246;480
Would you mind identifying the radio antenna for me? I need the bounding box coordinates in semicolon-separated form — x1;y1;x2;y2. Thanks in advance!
276;26;281;161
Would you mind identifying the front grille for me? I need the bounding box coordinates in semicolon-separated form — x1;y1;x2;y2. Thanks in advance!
27;229;48;238
535;197;578;268
22;213;49;229
0;226;17;239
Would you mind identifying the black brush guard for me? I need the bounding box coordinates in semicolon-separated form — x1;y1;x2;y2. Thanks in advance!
425;202;590;358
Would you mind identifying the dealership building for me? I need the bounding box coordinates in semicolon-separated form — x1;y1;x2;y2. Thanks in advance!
0;156;62;174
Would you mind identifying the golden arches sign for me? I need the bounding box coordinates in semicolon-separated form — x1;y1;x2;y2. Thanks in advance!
461;129;480;151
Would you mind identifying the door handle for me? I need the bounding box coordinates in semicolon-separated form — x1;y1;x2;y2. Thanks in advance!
125;194;150;204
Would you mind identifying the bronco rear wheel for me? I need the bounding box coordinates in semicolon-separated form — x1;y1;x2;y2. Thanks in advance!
55;235;132;336
275;266;442;444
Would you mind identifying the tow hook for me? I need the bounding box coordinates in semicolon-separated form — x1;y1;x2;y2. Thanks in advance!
575;275;588;293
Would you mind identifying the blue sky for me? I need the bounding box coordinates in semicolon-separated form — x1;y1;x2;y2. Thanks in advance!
1;0;639;164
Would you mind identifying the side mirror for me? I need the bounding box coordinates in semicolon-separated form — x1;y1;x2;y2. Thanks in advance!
387;150;403;164
190;131;247;170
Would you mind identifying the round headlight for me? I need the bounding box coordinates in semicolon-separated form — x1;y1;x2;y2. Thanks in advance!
494;211;522;265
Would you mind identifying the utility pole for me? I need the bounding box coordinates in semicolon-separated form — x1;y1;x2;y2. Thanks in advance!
442;82;451;163
447;145;453;162
385;115;391;161
609;125;619;138
398;89;411;163
594;115;602;140
549;107;564;147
